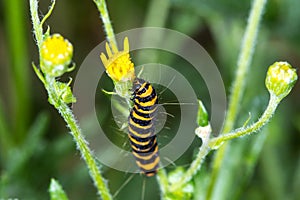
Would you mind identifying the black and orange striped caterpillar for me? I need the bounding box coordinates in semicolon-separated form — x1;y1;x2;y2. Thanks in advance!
128;78;160;177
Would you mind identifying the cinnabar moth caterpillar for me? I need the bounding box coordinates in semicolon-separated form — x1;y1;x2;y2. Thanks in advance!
128;78;160;177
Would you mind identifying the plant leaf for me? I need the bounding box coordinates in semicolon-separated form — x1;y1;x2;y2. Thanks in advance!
49;178;69;200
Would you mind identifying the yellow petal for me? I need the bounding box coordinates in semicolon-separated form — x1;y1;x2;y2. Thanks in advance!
100;53;108;68
123;37;129;53
111;42;119;53
105;42;112;57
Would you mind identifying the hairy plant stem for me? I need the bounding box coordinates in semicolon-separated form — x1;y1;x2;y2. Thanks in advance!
29;0;112;199
93;0;117;46
169;139;211;192
29;0;43;48
168;92;280;193
208;0;267;197
45;76;112;200
209;93;279;147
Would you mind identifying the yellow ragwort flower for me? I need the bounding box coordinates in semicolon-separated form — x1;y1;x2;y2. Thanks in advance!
41;34;73;77
100;37;135;82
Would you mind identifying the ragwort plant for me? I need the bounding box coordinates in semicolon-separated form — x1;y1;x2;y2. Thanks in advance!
26;0;297;199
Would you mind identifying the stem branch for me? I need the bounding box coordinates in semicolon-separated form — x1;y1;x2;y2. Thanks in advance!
168;92;280;193
210;93;279;148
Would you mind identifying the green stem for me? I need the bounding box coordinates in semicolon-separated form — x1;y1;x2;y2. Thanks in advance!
168;92;280;193
224;0;267;132
208;0;267;197
45;76;112;200
209;93;280;148
169;140;211;192
29;0;112;199
93;0;117;46
29;0;43;48
157;168;169;196
137;0;171;64
4;0;30;141
0;99;11;160
143;0;171;27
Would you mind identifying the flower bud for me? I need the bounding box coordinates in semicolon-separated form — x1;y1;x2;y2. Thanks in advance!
265;61;297;100
56;82;76;104
40;34;74;77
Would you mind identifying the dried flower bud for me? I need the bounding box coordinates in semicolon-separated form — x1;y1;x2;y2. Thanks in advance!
265;61;297;100
41;34;74;77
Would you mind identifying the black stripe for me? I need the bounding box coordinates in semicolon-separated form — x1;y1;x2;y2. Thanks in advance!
129;133;154;142
139;165;159;172
130;136;156;150
133;152;159;164
135;101;157;111
130;111;151;126
128;121;155;135
131;140;157;154
144;170;157;176
132;106;152;119
136;88;157;103
136;82;150;95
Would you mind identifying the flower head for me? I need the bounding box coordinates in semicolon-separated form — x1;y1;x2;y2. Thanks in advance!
265;61;297;100
41;34;74;77
100;37;135;82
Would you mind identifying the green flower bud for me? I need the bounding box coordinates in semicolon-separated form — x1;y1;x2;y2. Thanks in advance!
265;61;297;100
48;81;76;107
56;82;76;104
40;34;74;77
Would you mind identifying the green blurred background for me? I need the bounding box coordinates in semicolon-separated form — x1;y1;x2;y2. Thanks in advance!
0;0;299;199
